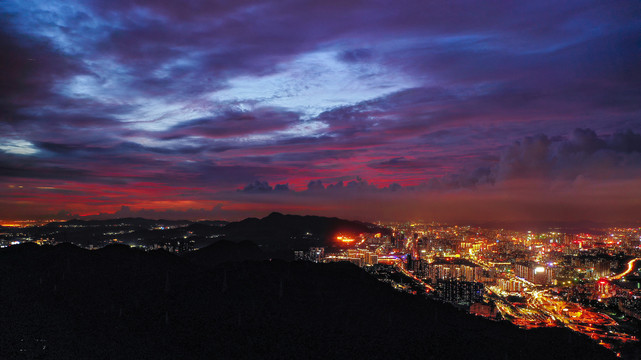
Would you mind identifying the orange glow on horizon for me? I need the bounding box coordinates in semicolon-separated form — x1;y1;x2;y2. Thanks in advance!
0;219;51;227
0;223;23;227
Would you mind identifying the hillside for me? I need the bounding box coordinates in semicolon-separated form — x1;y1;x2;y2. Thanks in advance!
0;243;620;359
222;212;389;252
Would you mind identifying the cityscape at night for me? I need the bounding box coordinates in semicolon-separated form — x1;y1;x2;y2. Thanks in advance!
1;215;640;358
1;0;641;358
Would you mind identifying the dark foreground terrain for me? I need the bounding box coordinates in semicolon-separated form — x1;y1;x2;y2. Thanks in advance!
0;242;626;359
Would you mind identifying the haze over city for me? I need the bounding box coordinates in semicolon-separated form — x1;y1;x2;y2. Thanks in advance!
1;0;640;224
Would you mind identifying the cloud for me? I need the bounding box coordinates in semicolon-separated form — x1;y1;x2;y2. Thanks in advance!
306;180;325;191
495;128;641;181
1;0;641;223
83;204;257;221
0;154;93;181
239;180;290;193
207;128;641;222
0;26;88;135
161;107;302;140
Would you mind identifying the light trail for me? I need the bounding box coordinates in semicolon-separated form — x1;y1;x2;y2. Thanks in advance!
392;258;435;292
608;258;641;280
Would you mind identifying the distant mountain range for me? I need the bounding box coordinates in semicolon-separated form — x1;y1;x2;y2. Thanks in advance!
221;212;389;251
0;242;627;359
2;213;389;257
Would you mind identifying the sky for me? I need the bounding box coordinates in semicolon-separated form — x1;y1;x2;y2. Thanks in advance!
1;0;640;224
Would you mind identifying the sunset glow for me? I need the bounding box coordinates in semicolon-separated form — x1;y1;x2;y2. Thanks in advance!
0;0;639;224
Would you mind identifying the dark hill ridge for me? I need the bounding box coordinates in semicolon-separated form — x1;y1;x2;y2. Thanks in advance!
0;243;624;360
194;220;229;227
47;217;192;228
12;213;385;252
222;212;390;251
185;239;271;267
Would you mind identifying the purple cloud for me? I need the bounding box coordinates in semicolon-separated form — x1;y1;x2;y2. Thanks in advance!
1;0;640;222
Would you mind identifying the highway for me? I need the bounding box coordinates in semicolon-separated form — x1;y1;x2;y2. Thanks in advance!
392;257;435;293
608;258;641;280
469;255;638;350
368;237;638;352
528;289;636;348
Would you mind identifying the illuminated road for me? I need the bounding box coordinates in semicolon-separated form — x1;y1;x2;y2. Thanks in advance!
393;258;434;293
362;236;638;353
529;289;637;348
372;227;640;356
609;258;641;280
474;255;639;351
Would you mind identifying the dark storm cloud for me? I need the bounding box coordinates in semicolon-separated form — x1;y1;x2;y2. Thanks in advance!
239;180;290;193
166;160;293;188
0;144;282;189
227;148;365;168
495;128;641;181
413;128;641;189
0;157;91;181
275;149;363;163
36;140;205;156
161;108;301;140
0;20;86;121
368;157;442;171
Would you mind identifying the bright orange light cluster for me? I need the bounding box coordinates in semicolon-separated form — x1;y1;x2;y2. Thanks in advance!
336;235;355;243
0;223;23;227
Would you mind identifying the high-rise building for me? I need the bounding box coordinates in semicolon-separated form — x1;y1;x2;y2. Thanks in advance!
497;278;523;293
364;252;378;265
309;247;325;263
426;259;481;282
435;280;484;305
514;261;550;284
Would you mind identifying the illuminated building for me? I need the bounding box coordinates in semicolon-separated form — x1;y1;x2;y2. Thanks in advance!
426;259;482;282
294;247;325;262
324;249;379;267
406;254;427;276
309;247;324;263
596;278;614;298
514;261;551;285
497;278;523;293
364;252;378;265
435;280;484;305
593;260;613;279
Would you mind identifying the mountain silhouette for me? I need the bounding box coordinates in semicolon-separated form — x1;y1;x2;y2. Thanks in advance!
185;239;271;267
0;242;626;359
5;213;385;254
222;212;389;253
